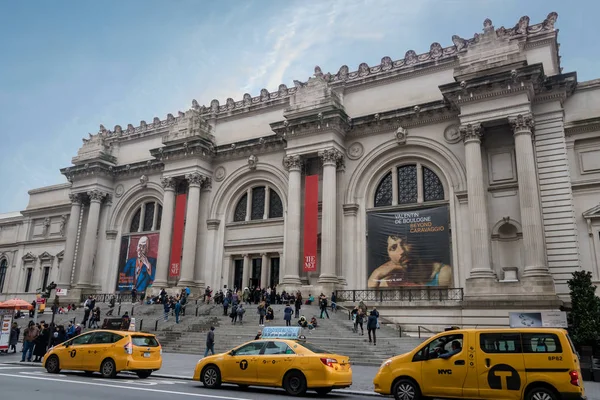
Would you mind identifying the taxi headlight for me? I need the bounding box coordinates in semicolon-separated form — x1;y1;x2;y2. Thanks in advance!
381;359;392;368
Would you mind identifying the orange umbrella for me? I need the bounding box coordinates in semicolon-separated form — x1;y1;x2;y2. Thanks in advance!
0;298;34;310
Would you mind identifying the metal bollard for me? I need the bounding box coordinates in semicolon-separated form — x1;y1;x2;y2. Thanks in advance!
139;319;143;331
118;305;121;315
195;307;198;317
131;306;134;316
154;320;158;331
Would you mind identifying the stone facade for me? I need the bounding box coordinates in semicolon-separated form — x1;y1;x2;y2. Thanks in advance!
2;12;600;329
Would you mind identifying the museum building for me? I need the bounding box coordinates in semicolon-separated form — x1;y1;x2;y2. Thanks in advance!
1;12;600;330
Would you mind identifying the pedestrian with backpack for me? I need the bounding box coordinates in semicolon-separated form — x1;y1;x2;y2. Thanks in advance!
237;303;246;325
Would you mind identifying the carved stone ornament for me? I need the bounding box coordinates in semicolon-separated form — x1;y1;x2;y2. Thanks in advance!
404;50;418;65
483;18;494;34
243;93;252;106
346;142;364;160
337;65;349;81
140;120;147;129
114;184;125;198
226;98;235;110
459;123;483;142
429;42;443;59
186;172;206;187
22;252;37;263
214;166;226;182
69;193;82;205
153;117;161;127
139;175;149;187
443;124;462;144
87;189;106;202
278;84;288;96
395;127;408;145
248;154;258;170
515;15;530;35
319;148;344;166
59;214;68;237
358;62;370;76
114;125;123;135
191;99;200;110
381;56;393;71
451;35;467;51
202;177;212;191
161;177;176;190
210;99;219;113
509;114;534;134
260;89;270;101
543;12;558;30
283;155;302;172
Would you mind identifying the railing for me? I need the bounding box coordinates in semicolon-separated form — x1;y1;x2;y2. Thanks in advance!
335;288;464;303
418;325;435;338
80;293;132;303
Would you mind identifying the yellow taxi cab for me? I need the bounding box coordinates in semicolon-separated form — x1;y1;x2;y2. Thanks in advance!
43;329;162;379
373;327;585;400
193;326;352;396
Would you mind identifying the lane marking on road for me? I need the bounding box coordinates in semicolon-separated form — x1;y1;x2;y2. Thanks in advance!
0;367;40;370
0;372;252;400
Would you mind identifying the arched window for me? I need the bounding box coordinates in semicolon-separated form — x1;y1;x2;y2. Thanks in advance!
129;201;163;233
0;259;7;293
373;163;445;207
233;186;284;222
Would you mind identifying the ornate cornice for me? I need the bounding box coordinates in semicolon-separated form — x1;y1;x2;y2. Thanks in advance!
319;148;344;167
22;252;37;263
565;117;600;137
283;155;302;172
270;108;350;139
161;177;177;190
459;123;483;143
509;114;534;134
61;159;164;183
39;251;55;262
214;135;285;160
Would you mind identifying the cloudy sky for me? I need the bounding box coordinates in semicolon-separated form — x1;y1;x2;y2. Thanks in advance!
0;0;598;213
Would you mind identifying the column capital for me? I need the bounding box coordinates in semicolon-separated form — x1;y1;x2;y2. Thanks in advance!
459;123;483;143
161;177;177;190
87;189;106;203
69;193;83;205
260;252;268;257
185;172;207;187
283;155;302;172
342;203;359;216
319;148;344;167
509;113;535;135
242;253;249;258
207;219;220;230
201;177;212;191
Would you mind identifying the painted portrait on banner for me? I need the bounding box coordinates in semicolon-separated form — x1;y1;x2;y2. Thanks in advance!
116;233;158;292
367;206;452;288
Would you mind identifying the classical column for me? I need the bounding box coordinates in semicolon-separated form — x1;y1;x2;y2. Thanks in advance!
138;202;146;232
179;172;205;287
460;124;495;279
260;253;269;289
282;155;302;285
77;189;106;288
318;148;343;284
263;187;270;219
204;219;220;288
58;193;82;289
242;254;250;288
194;178;211;289
154;177;176;288
342;204;359;288
391;167;399;206
245;188;252;221
510;114;550;277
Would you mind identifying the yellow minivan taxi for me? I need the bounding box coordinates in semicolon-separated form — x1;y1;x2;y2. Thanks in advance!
43;330;162;379
373;328;585;400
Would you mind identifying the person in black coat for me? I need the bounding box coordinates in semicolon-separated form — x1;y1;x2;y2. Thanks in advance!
367;310;378;346
33;324;49;362
9;323;20;353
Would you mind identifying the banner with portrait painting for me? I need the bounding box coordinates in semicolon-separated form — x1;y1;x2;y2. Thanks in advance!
115;233;159;293
367;206;452;288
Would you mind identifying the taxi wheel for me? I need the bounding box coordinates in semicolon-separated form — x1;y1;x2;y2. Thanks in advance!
283;370;307;396
45;355;60;374
201;365;222;389
316;387;332;396
100;359;117;379
392;378;421;400
526;387;557;400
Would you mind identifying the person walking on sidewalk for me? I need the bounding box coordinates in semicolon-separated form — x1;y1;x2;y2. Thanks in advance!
223;296;230;316
331;292;337;313
204;326;215;357
257;301;266;326
9;322;20;353
174;300;181;324
21;321;38;362
367;310;378;345
237;303;246;324
106;294;116;316
230;303;238;325
294;295;302;319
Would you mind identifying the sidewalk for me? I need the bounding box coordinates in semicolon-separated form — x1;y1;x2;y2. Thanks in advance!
3;351;600;399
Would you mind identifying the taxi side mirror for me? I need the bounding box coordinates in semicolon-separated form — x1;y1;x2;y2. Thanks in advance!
229;350;235;356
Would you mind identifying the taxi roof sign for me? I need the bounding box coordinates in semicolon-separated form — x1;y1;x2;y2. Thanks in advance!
260;326;301;339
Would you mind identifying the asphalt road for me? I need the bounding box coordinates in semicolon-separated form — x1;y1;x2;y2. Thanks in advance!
0;364;371;400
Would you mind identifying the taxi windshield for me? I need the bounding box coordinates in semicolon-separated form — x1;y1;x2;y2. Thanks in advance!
297;341;331;354
131;336;159;347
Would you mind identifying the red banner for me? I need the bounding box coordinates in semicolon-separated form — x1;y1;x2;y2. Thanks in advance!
169;193;187;278
303;175;319;272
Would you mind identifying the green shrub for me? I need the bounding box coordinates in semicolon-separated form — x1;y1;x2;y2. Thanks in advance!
568;271;600;348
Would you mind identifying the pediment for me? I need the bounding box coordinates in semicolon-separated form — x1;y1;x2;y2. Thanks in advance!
583;203;600;220
56;250;64;260
39;251;55;262
22;252;37;262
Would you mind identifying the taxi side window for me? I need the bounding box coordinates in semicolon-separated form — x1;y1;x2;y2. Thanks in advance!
522;333;562;353
90;332;122;344
480;333;522;354
234;342;265;356
262;341;295;355
412;334;463;361
71;333;93;346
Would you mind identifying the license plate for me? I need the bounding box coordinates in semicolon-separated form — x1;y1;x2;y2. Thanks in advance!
143;352;151;358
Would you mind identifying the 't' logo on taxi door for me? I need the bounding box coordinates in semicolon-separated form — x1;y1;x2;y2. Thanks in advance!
239;360;248;370
487;364;520;391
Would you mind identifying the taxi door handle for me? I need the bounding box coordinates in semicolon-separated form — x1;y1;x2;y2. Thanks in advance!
485;358;490;368
454;360;465;366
